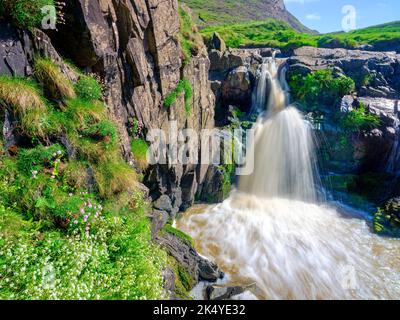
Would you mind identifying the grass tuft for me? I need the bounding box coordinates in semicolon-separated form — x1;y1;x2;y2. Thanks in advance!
35;58;76;100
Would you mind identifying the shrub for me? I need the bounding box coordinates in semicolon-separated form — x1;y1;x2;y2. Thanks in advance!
35;58;76;100
164;79;193;116
1;0;55;30
289;69;355;110
340;103;381;133
131;139;149;172
75;76;103;102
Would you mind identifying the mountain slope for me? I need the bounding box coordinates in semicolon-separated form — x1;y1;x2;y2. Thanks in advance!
180;0;315;33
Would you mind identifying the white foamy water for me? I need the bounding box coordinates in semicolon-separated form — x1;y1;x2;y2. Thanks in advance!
178;58;400;300
178;197;400;299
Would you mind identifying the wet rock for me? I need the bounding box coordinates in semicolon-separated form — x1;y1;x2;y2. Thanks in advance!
154;195;173;213
198;259;223;282
222;66;253;109
155;232;223;289
206;283;258;300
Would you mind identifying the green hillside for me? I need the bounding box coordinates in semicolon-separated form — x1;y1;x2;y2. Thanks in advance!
180;0;313;33
201;20;400;51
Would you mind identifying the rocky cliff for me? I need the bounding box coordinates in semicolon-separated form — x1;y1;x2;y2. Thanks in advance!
33;0;217;212
0;0;223;297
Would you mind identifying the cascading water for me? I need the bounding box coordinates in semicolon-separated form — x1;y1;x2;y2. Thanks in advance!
178;59;400;299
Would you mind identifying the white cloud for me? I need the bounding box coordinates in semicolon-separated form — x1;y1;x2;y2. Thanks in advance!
306;13;321;20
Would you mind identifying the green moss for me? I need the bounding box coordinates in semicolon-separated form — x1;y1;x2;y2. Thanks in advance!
163;222;195;246
166;256;193;299
164;79;193;116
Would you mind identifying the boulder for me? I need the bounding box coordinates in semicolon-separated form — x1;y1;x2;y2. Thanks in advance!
154;231;223;289
206;283;258;300
221;66;253;109
154;195;173;213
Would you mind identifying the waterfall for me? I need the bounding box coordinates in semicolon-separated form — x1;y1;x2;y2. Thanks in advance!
178;58;400;300
240;59;318;202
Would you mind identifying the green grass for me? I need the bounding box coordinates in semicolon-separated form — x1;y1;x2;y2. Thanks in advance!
0;58;169;299
35;58;76;100
0;0;55;29
164;79;193;116
131;139;149;172
201;19;400;51
0;76;49;138
178;6;204;65
75;76;103;102
180;0;309;32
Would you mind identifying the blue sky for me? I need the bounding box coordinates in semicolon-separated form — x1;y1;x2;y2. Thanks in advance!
284;0;400;33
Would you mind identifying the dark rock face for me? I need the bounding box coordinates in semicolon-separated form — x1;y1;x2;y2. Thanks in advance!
208;46;268;114
338;96;399;172
0;22;30;77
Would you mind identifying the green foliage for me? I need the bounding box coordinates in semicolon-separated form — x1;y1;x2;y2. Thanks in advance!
0;0;55;29
75;76;103;102
289;69;355;110
178;6;204;64
0;191;167;300
200;19;400;51
340;103;381;133
164;79;193;116
131;139;149;172
86;120;118;147
163;222;194;246
17;144;64;176
0;59;169;300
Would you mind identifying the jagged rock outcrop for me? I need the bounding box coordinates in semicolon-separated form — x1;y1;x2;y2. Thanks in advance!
43;0;216;210
288;47;400;99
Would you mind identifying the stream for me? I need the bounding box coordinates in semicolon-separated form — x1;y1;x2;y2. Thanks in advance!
177;58;400;300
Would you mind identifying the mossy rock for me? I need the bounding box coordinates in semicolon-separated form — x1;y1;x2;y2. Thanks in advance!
374;198;400;237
